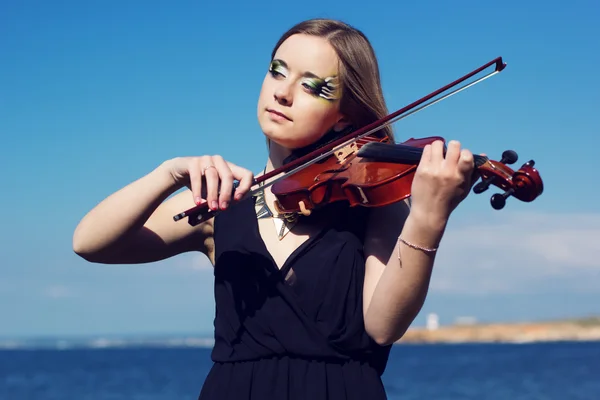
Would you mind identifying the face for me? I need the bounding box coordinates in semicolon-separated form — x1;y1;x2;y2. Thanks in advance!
257;34;348;150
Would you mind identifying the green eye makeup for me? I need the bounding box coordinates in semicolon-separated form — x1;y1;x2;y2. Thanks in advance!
269;59;339;101
303;76;339;101
269;59;288;77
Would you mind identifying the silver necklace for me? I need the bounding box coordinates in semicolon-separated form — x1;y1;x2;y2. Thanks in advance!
253;179;298;241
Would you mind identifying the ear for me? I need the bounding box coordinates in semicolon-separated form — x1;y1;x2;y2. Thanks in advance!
333;116;351;132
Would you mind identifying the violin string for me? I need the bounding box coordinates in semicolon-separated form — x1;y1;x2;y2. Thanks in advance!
358;142;491;166
251;68;502;196
176;67;502;222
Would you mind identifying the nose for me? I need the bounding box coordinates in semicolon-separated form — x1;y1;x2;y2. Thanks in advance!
274;82;293;105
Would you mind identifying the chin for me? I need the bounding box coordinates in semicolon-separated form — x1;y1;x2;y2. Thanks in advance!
259;124;296;150
263;132;311;150
259;118;324;150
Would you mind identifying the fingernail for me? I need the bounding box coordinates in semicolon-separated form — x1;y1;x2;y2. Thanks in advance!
221;201;228;210
212;201;218;210
195;197;201;205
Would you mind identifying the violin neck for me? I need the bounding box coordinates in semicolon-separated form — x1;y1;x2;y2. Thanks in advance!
356;142;488;167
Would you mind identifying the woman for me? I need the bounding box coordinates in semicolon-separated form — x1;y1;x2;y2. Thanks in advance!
73;18;475;399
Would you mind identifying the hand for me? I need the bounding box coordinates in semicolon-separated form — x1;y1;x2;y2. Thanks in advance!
164;155;254;210
410;140;475;228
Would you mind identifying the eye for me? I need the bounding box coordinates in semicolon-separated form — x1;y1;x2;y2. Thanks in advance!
269;60;287;79
301;77;338;101
301;81;320;94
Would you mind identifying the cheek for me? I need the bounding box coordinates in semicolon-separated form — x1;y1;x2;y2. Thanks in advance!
297;101;339;129
258;86;268;104
258;76;273;102
290;105;339;146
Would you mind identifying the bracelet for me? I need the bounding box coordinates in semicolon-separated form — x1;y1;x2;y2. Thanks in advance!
398;236;438;256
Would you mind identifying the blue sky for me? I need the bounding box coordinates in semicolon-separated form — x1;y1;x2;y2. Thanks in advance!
1;0;599;338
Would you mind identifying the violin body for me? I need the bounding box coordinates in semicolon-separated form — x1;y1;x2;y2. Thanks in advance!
271;134;543;216
271;136;439;215
173;56;544;227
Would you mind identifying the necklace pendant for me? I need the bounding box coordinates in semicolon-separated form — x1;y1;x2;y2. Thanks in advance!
254;189;273;219
253;180;296;240
256;204;273;219
273;217;295;240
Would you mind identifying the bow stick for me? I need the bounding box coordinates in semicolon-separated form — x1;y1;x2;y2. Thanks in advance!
174;56;507;225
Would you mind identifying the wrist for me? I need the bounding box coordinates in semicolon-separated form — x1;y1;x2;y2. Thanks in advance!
407;204;449;232
402;208;448;248
154;160;184;193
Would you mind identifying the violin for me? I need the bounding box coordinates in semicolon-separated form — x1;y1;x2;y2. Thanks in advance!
173;57;544;227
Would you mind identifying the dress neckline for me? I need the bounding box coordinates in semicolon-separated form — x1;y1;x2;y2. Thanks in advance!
249;196;327;278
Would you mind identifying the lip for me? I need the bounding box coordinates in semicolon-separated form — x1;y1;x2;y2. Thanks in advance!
267;108;292;121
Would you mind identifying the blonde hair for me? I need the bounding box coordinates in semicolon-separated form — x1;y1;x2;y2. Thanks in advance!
271;18;394;142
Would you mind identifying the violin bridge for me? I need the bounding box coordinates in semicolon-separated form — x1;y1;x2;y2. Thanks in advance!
334;142;358;163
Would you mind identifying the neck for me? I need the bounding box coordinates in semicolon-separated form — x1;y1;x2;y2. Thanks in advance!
264;128;351;174
265;139;293;173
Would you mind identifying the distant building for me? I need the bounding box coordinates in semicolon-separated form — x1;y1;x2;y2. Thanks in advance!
426;313;439;330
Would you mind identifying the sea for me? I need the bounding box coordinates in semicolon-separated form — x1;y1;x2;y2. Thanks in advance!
1;340;599;399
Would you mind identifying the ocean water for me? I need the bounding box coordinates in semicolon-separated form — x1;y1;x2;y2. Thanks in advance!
1;341;599;399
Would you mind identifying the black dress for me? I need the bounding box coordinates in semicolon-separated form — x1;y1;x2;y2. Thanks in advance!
198;196;392;400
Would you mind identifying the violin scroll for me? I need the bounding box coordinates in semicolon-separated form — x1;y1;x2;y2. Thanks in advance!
171;57;545;225
474;150;544;210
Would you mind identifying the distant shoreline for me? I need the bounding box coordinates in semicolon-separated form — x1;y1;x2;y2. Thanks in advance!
398;316;600;344
2;316;599;350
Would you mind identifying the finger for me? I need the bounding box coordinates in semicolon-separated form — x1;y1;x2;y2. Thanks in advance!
212;155;234;209
201;157;219;210
188;158;204;205
420;144;432;165
458;149;475;176
229;163;254;200
444;140;461;166
430;140;445;165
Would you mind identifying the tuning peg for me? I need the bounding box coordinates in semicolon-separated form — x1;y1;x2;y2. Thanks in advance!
490;188;515;210
473;178;492;194
500;150;518;165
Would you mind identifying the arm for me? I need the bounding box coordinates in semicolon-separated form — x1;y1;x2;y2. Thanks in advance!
362;140;474;345
73;155;254;265
72;162;211;264
362;200;444;345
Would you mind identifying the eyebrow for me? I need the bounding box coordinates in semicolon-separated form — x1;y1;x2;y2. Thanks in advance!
273;58;329;80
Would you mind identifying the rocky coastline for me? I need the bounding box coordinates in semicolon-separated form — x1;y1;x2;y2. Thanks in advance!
398;316;600;344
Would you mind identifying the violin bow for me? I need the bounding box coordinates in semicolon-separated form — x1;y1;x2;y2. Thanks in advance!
174;57;507;224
